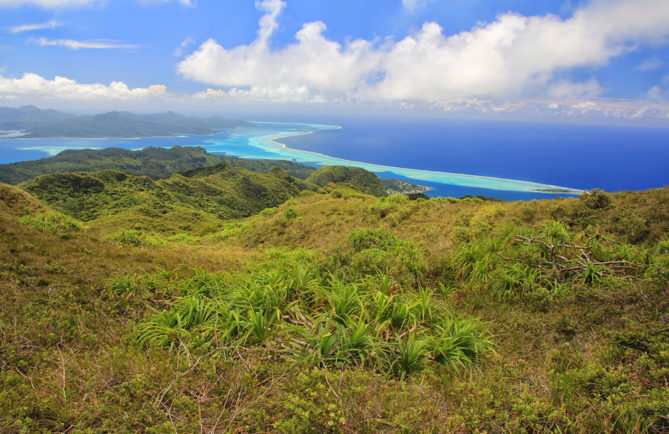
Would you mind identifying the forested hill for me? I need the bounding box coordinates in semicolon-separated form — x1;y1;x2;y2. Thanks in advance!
306;165;388;197
19;166;314;232
0;146;317;184
0;105;250;138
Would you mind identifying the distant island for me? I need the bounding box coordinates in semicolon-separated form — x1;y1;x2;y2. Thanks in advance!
0;105;251;138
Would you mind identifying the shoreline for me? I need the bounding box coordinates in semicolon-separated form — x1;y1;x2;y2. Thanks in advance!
5;121;584;195
233;123;584;195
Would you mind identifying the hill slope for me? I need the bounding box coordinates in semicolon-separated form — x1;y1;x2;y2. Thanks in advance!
306;165;388;197
0;180;667;432
19;165;313;233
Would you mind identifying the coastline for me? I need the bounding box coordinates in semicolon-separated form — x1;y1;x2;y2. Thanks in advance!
4;121;584;195
233;123;584;195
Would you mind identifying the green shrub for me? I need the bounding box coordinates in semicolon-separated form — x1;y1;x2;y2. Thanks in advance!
348;228;399;251
258;207;278;216
580;189;612;210
110;229;162;247
20;211;83;234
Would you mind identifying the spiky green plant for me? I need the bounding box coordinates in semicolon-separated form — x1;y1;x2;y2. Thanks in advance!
322;276;361;323
136;296;219;351
430;317;494;371
246;309;273;344
337;317;373;366
582;263;608;284
490;263;540;301
393;334;429;380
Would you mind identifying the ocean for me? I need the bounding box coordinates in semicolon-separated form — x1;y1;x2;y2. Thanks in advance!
1;117;667;200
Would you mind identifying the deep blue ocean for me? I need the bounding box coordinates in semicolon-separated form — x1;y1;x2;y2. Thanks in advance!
1;117;668;200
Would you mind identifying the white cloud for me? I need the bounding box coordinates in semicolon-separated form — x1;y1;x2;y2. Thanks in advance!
32;37;139;50
637;57;663;71
0;0;97;8
8;19;61;33
0;72;166;100
178;0;380;102
646;75;669;102
138;0;195;7
402;0;434;13
174;37;195;57
547;79;603;99
178;0;669;108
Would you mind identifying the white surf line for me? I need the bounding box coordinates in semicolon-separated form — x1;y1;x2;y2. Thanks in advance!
243;122;584;194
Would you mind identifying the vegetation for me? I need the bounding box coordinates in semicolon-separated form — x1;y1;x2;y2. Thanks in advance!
16;167;313;236
0;146;319;185
0;173;667;431
307;165;388;197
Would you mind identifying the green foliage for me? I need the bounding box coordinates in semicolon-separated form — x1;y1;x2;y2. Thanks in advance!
348;227;399;251
580;188;612;210
307;165;388;197
394;334;429;380
110;229;162;247
134;263;492;380
367;194;417;222
19;165;309;233
20;211;83;235
207;221;250;241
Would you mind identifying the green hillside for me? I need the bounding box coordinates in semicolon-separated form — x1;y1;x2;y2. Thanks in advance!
18;165;314;234
0;176;667;432
307;165;388;197
0;146;319;185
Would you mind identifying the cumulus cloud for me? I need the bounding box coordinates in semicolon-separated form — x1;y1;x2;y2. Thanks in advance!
8;19;61;33
178;0;380;102
0;0;97;8
32;37;139;49
178;0;669;107
0;72;167;100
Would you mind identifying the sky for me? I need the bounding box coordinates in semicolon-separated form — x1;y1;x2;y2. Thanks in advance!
1;0;669;124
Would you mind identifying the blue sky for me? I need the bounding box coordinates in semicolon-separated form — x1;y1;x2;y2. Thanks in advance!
1;0;669;124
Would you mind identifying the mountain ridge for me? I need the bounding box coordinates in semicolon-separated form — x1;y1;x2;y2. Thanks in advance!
0;105;251;138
